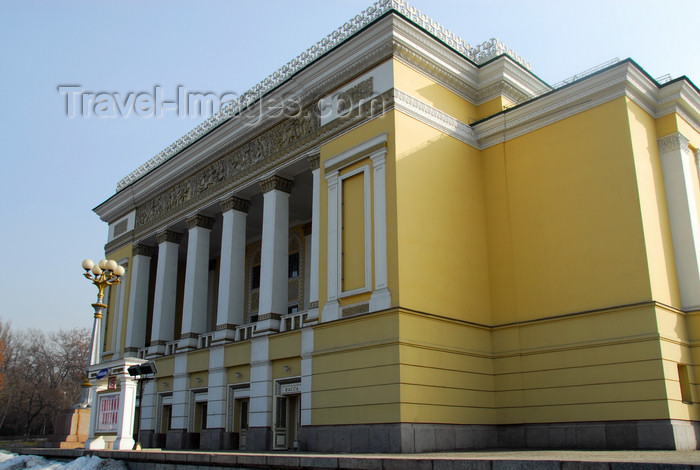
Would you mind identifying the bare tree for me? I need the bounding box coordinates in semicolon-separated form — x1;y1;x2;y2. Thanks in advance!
0;322;89;438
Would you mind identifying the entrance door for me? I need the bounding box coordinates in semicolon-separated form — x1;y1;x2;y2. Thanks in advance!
234;398;249;450
274;394;300;449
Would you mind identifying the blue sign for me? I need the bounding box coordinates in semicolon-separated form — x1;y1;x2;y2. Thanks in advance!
96;368;109;379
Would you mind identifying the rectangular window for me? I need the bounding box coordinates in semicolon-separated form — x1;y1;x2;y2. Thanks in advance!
341;171;366;292
679;364;693;403
288;252;300;278
251;265;261;290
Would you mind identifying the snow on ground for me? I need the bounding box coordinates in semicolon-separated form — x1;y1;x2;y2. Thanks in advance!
0;450;128;470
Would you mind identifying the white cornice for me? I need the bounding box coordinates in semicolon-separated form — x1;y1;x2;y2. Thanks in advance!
394;88;478;147
474;61;700;149
113;0;533;194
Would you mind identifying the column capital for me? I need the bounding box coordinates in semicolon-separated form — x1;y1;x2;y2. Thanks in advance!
260;175;293;194
186;214;215;230
658;132;690;155
156;230;182;244
220;196;250;214
132;243;155;258
307;153;320;171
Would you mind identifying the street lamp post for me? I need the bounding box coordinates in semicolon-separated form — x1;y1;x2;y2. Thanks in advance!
78;258;125;407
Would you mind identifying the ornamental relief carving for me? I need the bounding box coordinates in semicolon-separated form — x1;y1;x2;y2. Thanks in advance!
135;107;321;229
133;89;395;236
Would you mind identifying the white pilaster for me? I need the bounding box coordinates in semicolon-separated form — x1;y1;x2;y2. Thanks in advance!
113;375;139;450
249;336;272;428
217;196;250;340
110;261;129;360
322;169;341;322
258;176;293;333
125;245;154;356
307;154;321;323
140;379;157;433
171;353;189;430
659;133;700;309
300;328;314;426
84;384;105;449
149;231;182;357
369;146;392;311
180;215;214;350
207;344;227;429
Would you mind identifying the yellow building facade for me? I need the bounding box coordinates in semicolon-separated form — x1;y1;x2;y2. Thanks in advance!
89;1;700;452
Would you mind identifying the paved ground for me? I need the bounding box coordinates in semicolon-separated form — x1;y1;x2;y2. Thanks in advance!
19;447;700;469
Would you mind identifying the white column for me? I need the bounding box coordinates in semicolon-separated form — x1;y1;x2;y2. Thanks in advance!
216;196;250;341
257;176;293;333
206;344;227;429
300;328;313;426
249;336;272;431
113;374;139;450
659;133;700;309
180;215;214;351
125;245;154;357
149;230;182;357
369;147;392;310
322;169;340;322
140;379;158;435
306;154;321;323
171;353;189;431
111;265;128;359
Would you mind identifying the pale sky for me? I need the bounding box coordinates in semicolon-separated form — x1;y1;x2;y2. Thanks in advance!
0;0;698;333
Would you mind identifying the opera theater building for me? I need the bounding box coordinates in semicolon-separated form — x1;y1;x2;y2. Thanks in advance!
86;0;700;452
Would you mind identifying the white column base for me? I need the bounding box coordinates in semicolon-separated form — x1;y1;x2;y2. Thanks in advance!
321;300;340;323
305;306;319;324
113;436;135;450
369;287;392;312
85;436;107;450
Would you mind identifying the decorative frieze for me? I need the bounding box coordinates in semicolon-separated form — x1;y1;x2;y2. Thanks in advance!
133;89;394;237
156;230;182;245
186;214;215;230
658;133;690;155
256;313;282;321
342;303;370;317
260;175;294;194
135;107;319;229
336;77;375;114
132;244;155;258
220;196;250;214
113;220;129;238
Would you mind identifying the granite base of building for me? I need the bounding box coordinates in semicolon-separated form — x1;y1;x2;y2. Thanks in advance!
245;426;272;451
165;429;200;450
300;420;700;453
200;428;238;450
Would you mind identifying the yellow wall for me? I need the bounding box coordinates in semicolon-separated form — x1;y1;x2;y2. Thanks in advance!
398;311;494;424
393;112;491;324
312;312;401;424
393;59;477;124
483;97;653;324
